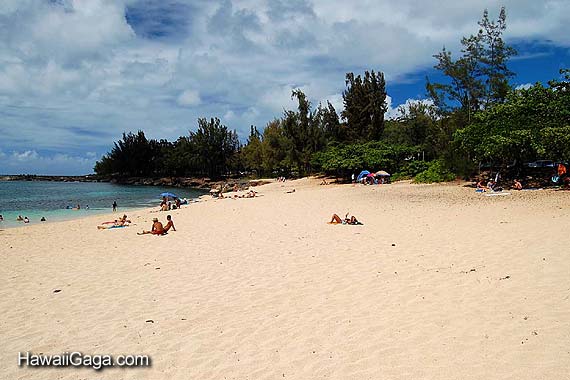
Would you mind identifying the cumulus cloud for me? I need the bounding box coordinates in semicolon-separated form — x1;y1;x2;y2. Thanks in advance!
385;97;436;120
11;150;39;161
515;83;533;90
0;0;568;174
177;89;201;106
0;150;95;175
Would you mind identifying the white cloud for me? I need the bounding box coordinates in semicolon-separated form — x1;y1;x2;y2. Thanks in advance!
515;83;533;90
260;84;299;113
177;89;201;107
0;0;568;174
12;150;39;161
1;150;94;175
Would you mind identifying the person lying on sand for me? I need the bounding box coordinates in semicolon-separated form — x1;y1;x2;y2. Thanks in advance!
329;213;362;225
97;218;130;229
138;218;165;235
119;214;131;223
164;215;176;232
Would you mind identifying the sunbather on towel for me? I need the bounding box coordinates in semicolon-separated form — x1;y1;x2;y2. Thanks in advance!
329;213;362;225
97;218;130;229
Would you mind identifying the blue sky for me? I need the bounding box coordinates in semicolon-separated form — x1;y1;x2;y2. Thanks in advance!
0;0;568;175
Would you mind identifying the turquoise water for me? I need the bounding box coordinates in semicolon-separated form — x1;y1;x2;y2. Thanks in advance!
0;181;205;229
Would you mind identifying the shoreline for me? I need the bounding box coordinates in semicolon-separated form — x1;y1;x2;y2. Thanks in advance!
0;206;149;230
0;180;211;230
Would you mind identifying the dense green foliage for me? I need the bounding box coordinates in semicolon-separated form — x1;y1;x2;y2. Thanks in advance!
95;118;239;178
342;70;388;141
413;160;456;183
454;71;570;168
95;8;569;184
311;142;420;176
94;131;170;177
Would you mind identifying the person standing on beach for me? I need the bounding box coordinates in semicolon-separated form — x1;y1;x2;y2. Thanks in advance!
112;201;117;212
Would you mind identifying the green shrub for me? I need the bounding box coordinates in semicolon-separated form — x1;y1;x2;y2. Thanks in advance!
392;160;429;181
413;160;456;183
391;172;411;181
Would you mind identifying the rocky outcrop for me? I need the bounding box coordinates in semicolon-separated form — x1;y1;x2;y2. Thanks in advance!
1;174;274;191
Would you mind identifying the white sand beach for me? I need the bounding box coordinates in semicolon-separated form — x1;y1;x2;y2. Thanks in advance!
1;178;569;379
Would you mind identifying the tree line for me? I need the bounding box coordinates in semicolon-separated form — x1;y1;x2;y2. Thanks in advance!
95;7;569;183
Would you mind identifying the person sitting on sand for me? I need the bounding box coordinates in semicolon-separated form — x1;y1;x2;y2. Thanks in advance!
16;215;24;221
558;163;567;177
513;179;523;190
476;179;487;191
0;214;3;221
40;217;46;221
138;218;165;235
24;216;30;223
164;215;176;232
320;179;329;185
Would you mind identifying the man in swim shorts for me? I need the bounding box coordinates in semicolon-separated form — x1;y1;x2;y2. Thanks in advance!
138;218;165;235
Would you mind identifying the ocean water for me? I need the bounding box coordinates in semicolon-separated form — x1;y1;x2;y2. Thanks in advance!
0;181;205;229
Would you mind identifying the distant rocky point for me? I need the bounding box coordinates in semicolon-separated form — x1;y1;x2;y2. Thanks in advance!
0;174;272;191
0;174;100;182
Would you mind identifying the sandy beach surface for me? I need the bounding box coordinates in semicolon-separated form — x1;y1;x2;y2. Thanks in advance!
1;178;569;379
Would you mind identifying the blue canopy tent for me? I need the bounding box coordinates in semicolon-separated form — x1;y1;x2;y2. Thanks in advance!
356;170;371;182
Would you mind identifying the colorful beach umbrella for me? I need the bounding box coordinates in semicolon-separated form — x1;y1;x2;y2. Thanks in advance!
160;192;178;199
356;170;371;181
375;170;391;176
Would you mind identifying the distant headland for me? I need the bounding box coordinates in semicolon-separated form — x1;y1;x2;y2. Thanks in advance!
0;174;271;190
